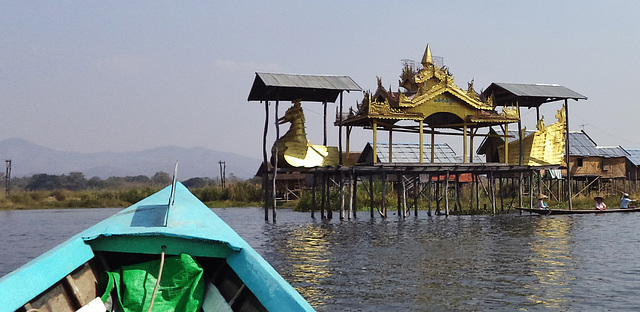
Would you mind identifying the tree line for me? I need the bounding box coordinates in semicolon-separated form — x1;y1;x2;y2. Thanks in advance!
2;171;233;192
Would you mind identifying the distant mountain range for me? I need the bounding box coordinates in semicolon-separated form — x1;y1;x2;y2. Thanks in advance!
0;138;261;180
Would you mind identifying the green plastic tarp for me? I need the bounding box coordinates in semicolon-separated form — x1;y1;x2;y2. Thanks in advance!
101;253;205;312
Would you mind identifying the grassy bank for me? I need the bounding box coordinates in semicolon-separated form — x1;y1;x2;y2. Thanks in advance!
0;181;265;210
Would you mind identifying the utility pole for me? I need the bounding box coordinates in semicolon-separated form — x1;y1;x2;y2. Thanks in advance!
5;159;11;195
218;161;226;188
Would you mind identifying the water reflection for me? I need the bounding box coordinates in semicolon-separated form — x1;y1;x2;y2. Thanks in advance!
527;216;576;309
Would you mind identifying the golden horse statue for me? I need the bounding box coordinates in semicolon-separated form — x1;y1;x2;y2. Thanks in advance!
272;100;339;168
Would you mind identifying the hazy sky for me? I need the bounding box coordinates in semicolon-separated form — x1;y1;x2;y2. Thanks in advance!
2;1;639;160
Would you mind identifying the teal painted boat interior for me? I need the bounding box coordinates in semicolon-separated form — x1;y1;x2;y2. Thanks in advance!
0;182;314;312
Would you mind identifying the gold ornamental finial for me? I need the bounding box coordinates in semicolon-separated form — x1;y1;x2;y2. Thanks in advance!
421;44;433;66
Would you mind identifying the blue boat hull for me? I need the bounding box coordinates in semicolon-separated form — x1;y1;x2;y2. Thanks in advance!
0;182;314;311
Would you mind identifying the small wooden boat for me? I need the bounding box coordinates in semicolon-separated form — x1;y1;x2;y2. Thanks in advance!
516;207;640;215
0;181;314;311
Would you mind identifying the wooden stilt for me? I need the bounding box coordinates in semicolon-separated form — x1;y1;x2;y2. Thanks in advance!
445;171;450;216
326;174;332;219
272;100;279;222
321;173;326;219
352;171;357;218
311;173;316;219
369;175;374;218
397;173;402;216
263;100;269;221
340;170;345;220
427;174;432;216
414;175;419;216
382;172;387;218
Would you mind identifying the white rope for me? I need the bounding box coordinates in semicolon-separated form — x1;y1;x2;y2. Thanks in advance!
147;246;166;312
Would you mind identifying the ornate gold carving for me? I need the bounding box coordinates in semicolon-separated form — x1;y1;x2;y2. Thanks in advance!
273;100;338;167
501;106;520;119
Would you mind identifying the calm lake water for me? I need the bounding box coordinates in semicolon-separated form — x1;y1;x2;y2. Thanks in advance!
2;207;640;311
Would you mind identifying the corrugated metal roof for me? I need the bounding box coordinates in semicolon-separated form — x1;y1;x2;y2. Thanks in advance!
624;149;640;166
491;83;587;99
374;142;483;163
247;72;362;102
569;131;628;157
483;82;587;107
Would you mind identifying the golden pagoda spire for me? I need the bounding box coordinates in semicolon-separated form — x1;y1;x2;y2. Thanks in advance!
421;44;433;66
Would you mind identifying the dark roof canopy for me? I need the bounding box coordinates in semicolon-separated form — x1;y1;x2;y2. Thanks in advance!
483;82;587;107
247;72;362;103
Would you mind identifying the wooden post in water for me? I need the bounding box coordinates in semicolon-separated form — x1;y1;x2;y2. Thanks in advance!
397;173;402;216
490;170;497;214
427;174;432;216
369;175;374;218
326;174;332;219
348;170;355;220
435;175;440;215
340;170;346;220
529;173;534;208
455;174;462;213
499;176;504;211
475;173;480;212
321;173;326;219
444;170;450;216
381;172;387;218
311;173;316;219
263;100;269;221
352;170;357;218
272;100;279;222
414;175;419;216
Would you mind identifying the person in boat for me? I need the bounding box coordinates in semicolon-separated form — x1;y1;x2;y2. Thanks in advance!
620;193;636;208
535;194;549;209
594;196;607;211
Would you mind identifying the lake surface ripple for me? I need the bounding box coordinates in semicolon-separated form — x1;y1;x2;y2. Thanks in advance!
2;208;640;311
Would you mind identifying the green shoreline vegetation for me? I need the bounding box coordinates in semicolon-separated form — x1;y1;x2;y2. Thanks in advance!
0;171;632;213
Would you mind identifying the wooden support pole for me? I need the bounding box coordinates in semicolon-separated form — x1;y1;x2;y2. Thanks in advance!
490;170;497;214
348;170;355;220
373;120;378;163
499;176;504;211
381;172;387;218
519;172;524;208
419;120;424;163
565;99;573;210
435;175;440;215
456;173;462;213
272;100;279;222
504;123;509;164
352;171;357;218
431;129;435;163
463;122;468;164
323;100;328;146
326;174;332;219
444;170;450;216
389;129;393;163
321;173;326;219
414;175;419;216
339;92;343;166
263;100;269;221
369;175;374;218
529;173;534;209
340;170;345;220
427;174;432;216
311;173;316;219
475;173;480;212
